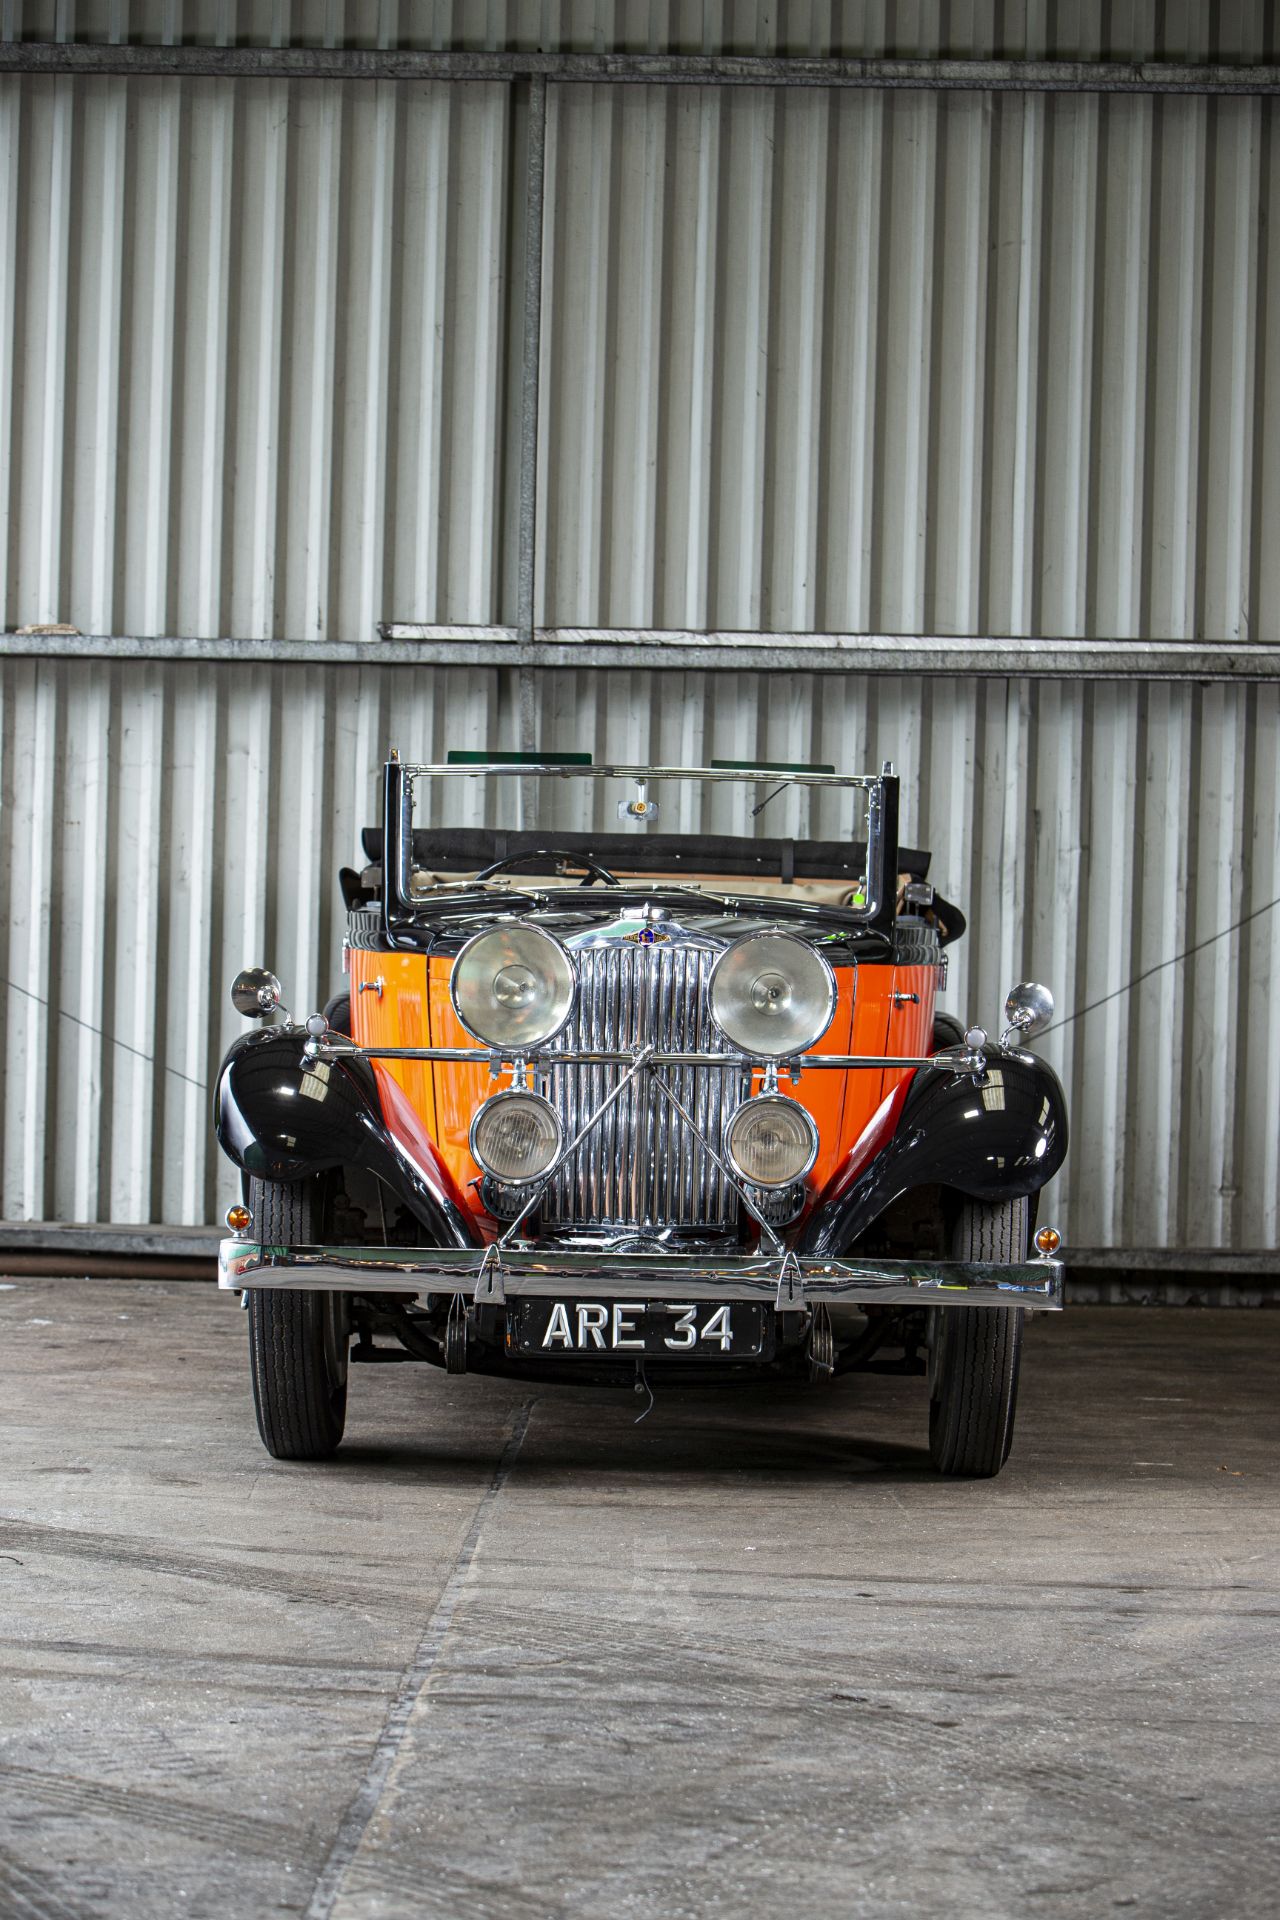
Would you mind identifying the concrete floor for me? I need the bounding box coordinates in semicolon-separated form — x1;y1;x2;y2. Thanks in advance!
0;1280;1276;1920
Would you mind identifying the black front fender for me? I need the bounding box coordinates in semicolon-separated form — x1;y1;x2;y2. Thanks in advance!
215;1028;479;1248
802;1049;1068;1257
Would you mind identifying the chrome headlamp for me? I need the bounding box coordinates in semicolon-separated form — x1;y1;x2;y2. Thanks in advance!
708;930;836;1058
724;1095;819;1188
450;923;576;1050
470;1090;563;1182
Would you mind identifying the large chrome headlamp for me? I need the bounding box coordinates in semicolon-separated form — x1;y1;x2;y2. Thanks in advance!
708;930;836;1058
470;1090;563;1182
450;923;576;1050
724;1095;819;1188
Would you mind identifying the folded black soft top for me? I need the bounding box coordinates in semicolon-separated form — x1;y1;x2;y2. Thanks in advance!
360;826;932;886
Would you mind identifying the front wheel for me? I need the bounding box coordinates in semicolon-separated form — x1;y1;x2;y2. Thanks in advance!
246;1174;349;1460
927;1196;1027;1477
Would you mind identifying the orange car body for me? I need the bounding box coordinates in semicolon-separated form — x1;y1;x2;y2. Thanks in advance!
349;947;938;1245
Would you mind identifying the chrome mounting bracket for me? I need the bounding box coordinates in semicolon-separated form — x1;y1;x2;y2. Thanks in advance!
473;1242;506;1307
774;1249;806;1313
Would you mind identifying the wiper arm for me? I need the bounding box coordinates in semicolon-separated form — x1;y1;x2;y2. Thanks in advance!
408;885;545;917
750;781;792;819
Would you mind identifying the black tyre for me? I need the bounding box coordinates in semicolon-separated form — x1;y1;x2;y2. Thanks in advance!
928;1196;1027;1477
322;991;352;1037
932;1012;966;1051
246;1174;349;1460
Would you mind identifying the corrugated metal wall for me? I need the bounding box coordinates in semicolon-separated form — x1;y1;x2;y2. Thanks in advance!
541;81;1280;641
1;18;1278;1249
4;660;1277;1251
1;71;517;635
5;66;1280;642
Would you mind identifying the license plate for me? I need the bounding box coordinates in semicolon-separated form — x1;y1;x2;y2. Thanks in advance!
511;1299;768;1359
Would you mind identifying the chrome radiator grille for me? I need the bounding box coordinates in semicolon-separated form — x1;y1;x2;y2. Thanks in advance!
538;943;749;1231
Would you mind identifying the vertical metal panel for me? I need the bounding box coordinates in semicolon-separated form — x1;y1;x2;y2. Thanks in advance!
1242;683;1280;1244
0;70;20;625
2;71;512;638
538;81;1280;644
1;663;56;1220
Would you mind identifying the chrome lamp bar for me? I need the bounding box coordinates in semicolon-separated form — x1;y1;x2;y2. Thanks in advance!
309;1038;977;1073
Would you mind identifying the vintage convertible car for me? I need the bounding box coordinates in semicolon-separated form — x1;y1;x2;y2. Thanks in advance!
217;753;1068;1475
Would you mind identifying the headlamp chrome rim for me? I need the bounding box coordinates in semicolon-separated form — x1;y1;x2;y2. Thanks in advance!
469;1088;564;1184
707;928;838;1059
723;1093;820;1189
449;922;577;1050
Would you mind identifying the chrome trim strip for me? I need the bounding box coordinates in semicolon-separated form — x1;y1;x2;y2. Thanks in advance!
314;1040;954;1070
218;1240;1064;1311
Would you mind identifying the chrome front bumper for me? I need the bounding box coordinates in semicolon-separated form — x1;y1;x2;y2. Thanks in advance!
218;1240;1063;1312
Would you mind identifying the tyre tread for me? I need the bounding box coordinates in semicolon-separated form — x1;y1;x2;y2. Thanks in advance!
932;1012;966;1051
246;1177;346;1460
929;1197;1026;1477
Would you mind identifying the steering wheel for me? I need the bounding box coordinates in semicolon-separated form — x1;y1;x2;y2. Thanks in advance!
473;846;621;888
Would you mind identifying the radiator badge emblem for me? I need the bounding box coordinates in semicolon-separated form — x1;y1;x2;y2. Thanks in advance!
625;927;671;944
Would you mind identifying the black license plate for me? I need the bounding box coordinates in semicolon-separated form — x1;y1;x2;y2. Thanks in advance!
512;1299;768;1359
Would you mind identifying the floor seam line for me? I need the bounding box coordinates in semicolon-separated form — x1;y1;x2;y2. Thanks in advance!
302;1397;534;1920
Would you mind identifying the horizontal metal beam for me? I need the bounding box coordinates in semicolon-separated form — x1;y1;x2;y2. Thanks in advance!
5;629;1279;681
1;42;1279;95
0;1221;219;1258
1062;1247;1280;1277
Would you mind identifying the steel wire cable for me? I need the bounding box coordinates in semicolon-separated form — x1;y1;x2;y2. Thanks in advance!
1039;893;1280;1038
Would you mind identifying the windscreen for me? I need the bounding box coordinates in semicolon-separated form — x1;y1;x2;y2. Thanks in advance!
398;757;876;904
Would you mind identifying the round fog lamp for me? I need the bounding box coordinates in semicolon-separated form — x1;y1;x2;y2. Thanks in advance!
470;1090;563;1183
710;931;836;1058
451;923;576;1050
724;1095;819;1189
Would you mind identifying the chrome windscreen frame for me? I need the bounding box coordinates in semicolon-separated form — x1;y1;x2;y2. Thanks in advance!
381;757;899;937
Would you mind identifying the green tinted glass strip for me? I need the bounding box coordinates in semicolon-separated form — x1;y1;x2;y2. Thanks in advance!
444;750;593;766
709;757;837;775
